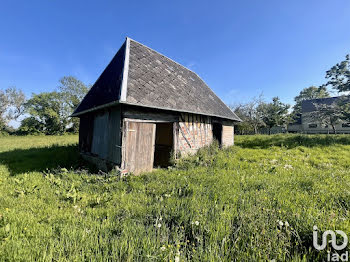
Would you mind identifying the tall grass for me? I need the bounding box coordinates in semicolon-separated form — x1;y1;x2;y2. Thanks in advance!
0;134;350;261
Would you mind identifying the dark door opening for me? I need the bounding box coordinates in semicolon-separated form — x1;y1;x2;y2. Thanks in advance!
154;123;174;167
212;123;222;145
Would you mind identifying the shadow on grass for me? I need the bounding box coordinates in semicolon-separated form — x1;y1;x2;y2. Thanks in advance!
0;144;87;175
236;134;350;149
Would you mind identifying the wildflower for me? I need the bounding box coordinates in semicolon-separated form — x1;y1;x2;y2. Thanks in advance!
160;246;166;251
175;256;180;262
270;159;278;165
285;221;289;227
284;164;293;169
24;227;27;231
194;221;199;226
278;220;284;227
157;223;162;228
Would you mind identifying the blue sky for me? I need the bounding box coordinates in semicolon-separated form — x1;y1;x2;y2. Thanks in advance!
1;0;350;108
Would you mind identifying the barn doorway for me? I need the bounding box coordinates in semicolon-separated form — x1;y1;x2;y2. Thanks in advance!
212;123;222;145
154;123;173;167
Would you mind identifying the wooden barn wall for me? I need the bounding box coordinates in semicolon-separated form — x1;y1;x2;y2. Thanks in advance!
107;108;122;164
87;106;121;165
79;114;94;153
221;121;235;147
176;113;213;155
91;112;109;159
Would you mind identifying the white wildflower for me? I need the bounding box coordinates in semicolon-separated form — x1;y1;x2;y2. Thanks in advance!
285;221;289;227
194;221;199;226
284;164;293;169
278;220;284;227
175;256;180;262
270;159;278;165
160;246;166;251
157;223;162;228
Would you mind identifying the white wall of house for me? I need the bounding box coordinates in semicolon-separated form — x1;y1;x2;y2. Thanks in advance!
301;113;350;134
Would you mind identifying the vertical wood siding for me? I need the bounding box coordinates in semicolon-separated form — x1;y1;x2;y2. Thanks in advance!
79;114;94;153
122;121;156;174
88;106;122;164
107;109;122;164
91;113;109;159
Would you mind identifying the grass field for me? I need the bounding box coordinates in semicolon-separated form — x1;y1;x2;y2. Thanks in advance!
1;134;350;261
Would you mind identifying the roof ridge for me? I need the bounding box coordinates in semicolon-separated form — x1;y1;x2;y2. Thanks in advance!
120;37;130;102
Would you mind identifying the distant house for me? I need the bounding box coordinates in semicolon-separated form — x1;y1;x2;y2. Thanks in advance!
288;96;350;134
72;37;241;174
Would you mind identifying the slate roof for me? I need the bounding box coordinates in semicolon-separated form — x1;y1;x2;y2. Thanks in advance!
72;37;240;121
73;43;126;114
301;96;349;113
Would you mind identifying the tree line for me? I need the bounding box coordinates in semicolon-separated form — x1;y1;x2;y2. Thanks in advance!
233;54;350;134
0;76;89;135
1;54;349;136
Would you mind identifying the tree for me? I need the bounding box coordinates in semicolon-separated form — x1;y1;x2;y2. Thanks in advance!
336;95;350;122
257;97;290;134
24;92;69;135
292;86;330;120
0;89;10;130
6;87;26;120
16;76;88;135
325;54;350;93
0;87;26;131
58;76;89;133
231;95;265;134
17;116;45;135
309;101;343;134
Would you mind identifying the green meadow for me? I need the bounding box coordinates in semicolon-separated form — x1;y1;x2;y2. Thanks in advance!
0;134;350;261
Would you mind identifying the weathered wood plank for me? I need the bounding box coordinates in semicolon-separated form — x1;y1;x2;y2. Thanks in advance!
123;121;156;174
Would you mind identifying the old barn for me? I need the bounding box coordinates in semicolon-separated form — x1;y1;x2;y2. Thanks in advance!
72;37;241;174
